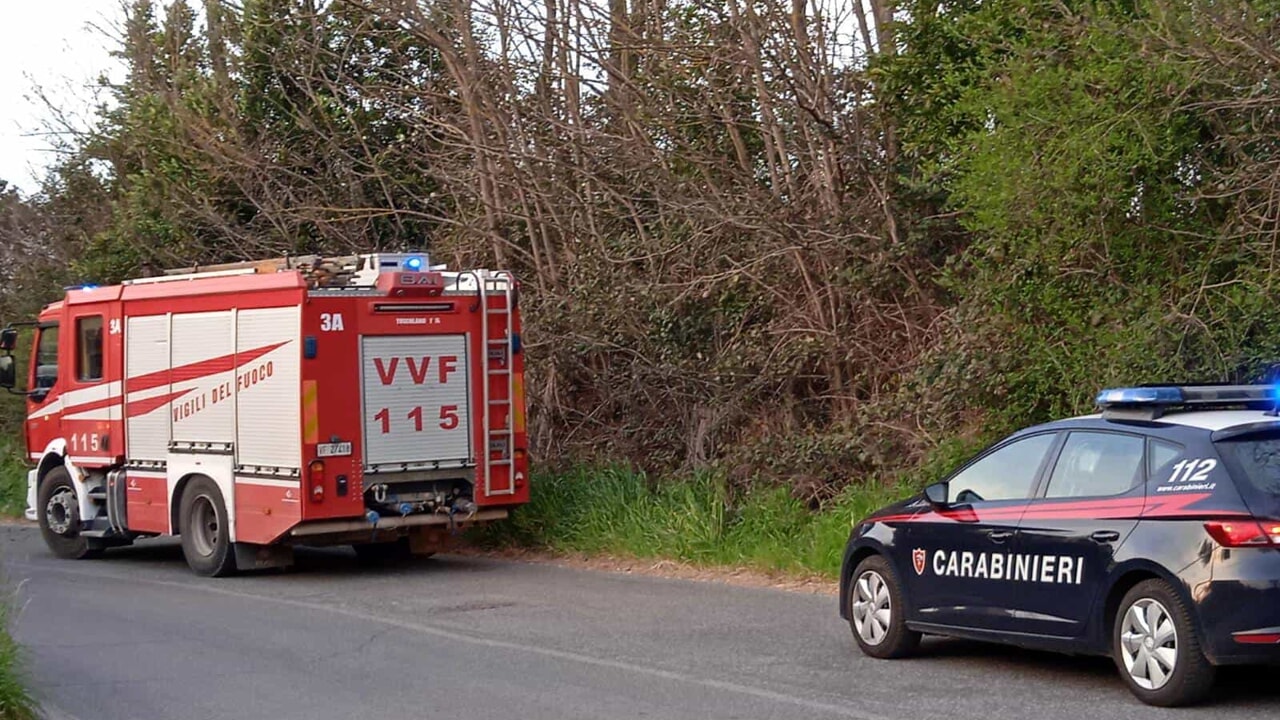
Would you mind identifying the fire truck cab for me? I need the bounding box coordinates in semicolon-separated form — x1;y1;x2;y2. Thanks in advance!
0;253;529;576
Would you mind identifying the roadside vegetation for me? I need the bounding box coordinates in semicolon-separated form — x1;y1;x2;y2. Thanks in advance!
0;441;26;520
483;467;912;578
0;377;33;718
483;441;981;577
0;376;27;517
0;592;33;720
0;364;32;718
1;1;1279;572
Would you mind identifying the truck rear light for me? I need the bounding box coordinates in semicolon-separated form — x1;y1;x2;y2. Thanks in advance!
1204;520;1279;547
309;460;325;503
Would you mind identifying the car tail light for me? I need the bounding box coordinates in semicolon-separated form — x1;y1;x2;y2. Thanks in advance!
309;460;326;503
1203;520;1280;547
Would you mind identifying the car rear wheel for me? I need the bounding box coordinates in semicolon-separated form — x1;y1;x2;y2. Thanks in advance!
848;555;920;659
1113;579;1215;706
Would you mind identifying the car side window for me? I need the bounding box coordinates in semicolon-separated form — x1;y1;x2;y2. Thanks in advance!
1148;438;1183;481
1044;432;1145;499
948;434;1057;503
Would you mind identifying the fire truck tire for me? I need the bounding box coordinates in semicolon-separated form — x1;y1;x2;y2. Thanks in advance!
352;537;413;564
178;477;237;577
36;467;103;560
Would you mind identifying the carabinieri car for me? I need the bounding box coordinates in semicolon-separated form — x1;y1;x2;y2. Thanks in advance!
840;384;1280;706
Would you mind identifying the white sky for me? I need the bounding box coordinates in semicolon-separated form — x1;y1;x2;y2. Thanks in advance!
0;0;122;195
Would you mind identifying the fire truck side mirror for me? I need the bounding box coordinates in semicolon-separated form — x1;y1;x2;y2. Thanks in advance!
0;355;15;390
0;328;15;352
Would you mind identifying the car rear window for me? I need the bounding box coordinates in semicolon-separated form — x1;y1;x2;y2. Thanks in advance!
1215;434;1280;519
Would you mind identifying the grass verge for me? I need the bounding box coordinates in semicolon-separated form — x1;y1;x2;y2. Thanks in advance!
0;589;34;720
0;437;35;719
0;437;34;719
479;467;914;580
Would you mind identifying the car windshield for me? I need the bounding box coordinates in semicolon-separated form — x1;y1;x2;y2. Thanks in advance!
1215;432;1280;519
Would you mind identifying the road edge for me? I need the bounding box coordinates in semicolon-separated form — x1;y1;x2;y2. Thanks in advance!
0;520;838;596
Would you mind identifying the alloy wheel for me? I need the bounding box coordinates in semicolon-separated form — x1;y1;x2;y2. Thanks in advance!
1120;597;1178;690
851;569;892;646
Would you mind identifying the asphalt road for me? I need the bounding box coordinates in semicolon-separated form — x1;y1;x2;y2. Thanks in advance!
2;525;1278;720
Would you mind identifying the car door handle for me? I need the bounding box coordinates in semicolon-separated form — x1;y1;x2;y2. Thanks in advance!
988;529;1015;543
1090;530;1121;543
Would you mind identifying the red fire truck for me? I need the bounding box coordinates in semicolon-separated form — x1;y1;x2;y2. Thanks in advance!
0;253;529;576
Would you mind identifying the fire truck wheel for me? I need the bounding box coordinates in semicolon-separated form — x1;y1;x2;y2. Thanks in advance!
37;467;102;560
352;537;412;564
179;477;237;577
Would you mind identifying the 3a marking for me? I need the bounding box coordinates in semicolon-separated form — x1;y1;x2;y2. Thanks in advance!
320;313;345;332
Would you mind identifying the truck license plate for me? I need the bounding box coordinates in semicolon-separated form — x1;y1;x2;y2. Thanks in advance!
316;442;353;458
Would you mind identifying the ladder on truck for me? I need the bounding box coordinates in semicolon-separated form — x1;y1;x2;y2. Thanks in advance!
123;253;425;288
475;270;518;496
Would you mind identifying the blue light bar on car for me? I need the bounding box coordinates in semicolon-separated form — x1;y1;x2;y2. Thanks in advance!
1097;384;1280;410
402;256;424;271
1095;386;1184;407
